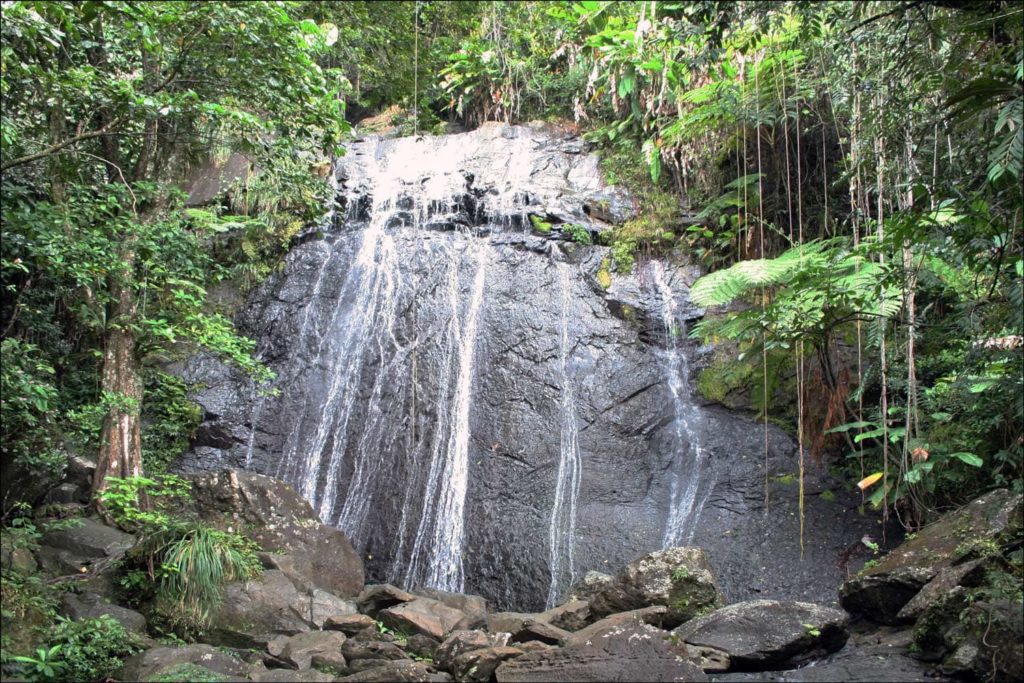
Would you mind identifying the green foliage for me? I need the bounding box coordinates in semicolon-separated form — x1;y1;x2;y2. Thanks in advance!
98;476;262;635
563;224;593;245
150;662;230;683
45;616;143;683
9;645;64;681
0;340;63;505
529;214;552;234
141;372;203;475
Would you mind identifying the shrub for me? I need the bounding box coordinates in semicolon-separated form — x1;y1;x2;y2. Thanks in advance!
47;616;142;682
99;477;262;636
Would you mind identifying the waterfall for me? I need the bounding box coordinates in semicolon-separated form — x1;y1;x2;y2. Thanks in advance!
246;174;341;469
404;237;489;592
546;261;583;609
651;262;710;547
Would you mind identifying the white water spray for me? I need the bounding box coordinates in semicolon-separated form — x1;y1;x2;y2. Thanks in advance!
546;261;583;609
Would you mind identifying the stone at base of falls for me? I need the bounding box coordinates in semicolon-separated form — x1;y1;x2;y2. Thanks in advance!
325;613;378;635
840;488;1020;625
60;591;147;635
436;630;511;671
487;611;533;635
309;588;358;628
453;646;526;683
579;547;723;628
508;619;573;646
209;569;314;647
414;587;489;630
358;584;417;618
494;622;707;683
38;517;135;572
342;639;410;662
184;470;364;597
336;660;450;682
118;644;250;682
252;668;335;683
564;605;669;647
378;597;468;640
278;630;348;670
671;600;850;671
536;599;591;632
567;572;612;605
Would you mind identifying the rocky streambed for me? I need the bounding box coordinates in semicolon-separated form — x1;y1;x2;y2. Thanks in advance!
14;470;1020;682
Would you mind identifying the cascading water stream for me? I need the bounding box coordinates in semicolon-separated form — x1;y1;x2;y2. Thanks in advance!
404;237;489;592
546;260;583;609
651;262;710;547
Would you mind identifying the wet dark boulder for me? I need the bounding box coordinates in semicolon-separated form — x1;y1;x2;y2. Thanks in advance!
841;489;1020;624
585;546;723;628
494;622;707;682
118;644;249;682
184;470;364;598
377;597;468;640
671;599;849;671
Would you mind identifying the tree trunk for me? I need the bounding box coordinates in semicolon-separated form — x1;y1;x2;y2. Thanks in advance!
92;261;143;501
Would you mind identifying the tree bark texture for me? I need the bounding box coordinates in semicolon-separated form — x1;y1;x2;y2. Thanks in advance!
92;254;143;498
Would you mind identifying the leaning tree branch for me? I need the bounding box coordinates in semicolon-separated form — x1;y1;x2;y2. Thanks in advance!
0;115;128;173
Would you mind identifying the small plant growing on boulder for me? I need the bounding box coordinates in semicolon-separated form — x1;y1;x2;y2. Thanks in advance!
99;476;262;635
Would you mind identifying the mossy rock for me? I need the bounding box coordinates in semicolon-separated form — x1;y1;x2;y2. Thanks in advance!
529;215;552;234
840;489;1021;625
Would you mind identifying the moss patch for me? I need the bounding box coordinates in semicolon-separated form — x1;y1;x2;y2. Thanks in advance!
596;258;613;290
529;214;552;234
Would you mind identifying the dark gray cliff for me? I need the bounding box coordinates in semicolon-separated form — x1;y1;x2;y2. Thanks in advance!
174;123;879;611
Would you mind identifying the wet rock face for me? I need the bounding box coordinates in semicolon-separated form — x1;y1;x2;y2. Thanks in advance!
672;600;849;671
184;470;364;598
174;123;879;611
841;488;1021;624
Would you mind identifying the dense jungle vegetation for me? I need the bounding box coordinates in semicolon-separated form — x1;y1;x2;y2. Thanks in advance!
0;0;1021;676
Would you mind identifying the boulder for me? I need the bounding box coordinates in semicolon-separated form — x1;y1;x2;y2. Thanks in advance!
118;644;249;682
566;605;669;646
896;557;992;622
709;626;935;682
452;646;524;682
406;633;442;660
309;588;358;628
252;668;334;682
337;660;443;682
60;591;147;634
0;546;38;574
185;470;364;597
487;612;533;635
279;630;347;670
508;619;572;646
568;572;612;604
414;587;488;630
671;600;849;671
378;597;467;640
358;584;416;617
37;517;135;574
841;488;1020;624
210;569;313;647
914;589;1023;682
495;622;707;682
325;614;377;635
586;547;723;628
436;630;510;671
342;639;410;662
536;599;591;632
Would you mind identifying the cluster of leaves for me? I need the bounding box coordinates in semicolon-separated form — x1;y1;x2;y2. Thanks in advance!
98;475;262;636
1;0;350;500
9;616;143;683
